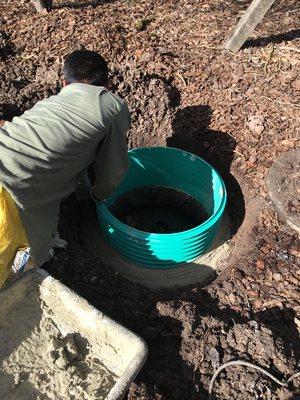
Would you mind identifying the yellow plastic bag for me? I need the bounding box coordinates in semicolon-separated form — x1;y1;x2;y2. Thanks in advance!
0;186;29;288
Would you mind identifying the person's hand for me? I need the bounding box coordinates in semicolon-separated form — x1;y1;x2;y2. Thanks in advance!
0;119;6;127
53;232;67;249
90;188;106;203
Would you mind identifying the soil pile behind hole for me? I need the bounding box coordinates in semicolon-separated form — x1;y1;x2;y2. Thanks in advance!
109;186;209;233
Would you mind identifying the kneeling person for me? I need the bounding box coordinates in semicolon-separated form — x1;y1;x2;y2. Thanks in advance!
0;50;130;287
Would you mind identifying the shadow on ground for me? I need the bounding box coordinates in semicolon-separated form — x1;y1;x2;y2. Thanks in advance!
243;28;300;49
167;104;245;236
53;0;116;10
0;103;21;121
0;32;16;62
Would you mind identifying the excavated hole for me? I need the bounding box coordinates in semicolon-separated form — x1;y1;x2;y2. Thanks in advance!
109;186;209;234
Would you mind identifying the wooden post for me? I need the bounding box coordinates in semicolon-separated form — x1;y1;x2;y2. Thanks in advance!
31;0;53;12
45;0;53;10
224;0;276;53
31;0;46;12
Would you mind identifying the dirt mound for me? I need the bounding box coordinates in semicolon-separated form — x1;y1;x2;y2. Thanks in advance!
111;67;173;148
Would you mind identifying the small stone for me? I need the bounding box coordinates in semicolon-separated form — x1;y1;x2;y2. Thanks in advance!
249;320;259;332
228;293;236;304
157;47;168;54
294;317;300;333
90;276;97;283
249;155;257;163
207;347;220;370
247;114;265;136
292;79;300;91
273;273;282;282
140;52;152;63
65;337;78;360
253;299;263;309
14;373;21;385
55;348;69;369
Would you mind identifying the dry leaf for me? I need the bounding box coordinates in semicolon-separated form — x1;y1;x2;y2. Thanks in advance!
255;260;265;270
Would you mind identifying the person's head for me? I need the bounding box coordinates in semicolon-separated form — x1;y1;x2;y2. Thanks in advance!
63;50;108;87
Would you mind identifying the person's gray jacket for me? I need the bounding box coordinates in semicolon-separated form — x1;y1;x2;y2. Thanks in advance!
0;83;130;264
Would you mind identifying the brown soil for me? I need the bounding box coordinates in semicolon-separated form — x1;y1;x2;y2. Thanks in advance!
1;1;300;399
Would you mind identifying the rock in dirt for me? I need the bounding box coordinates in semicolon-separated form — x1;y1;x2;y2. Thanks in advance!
247;114;265;136
266;148;300;234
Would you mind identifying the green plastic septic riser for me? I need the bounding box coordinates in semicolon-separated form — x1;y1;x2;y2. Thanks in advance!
96;147;227;269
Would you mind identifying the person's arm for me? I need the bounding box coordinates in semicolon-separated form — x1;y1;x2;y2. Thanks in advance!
0;120;6;127
92;101;130;201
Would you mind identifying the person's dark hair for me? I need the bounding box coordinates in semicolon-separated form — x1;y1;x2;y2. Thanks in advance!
63;50;108;86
